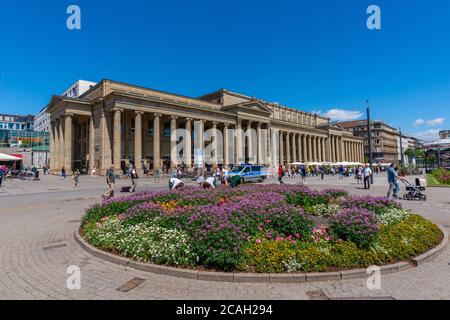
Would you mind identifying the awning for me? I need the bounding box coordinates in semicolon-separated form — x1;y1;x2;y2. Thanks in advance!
0;153;22;161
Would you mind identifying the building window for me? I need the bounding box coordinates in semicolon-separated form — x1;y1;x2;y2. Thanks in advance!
131;119;135;134
147;120;154;136
163;122;170;137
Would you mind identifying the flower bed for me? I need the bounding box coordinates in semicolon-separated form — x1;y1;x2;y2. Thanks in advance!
80;184;442;273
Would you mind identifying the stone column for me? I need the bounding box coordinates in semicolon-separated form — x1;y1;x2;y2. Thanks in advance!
302;134;307;162
170;116;178;168
236;120;242;164
297;134;302;163
197;119;205;167
311;136;316;161
64;114;73;171
361;142;364;162
185;118;192;168
267;127;272;165
279;131;284;166
58;119;65;171
334;136;339;162
318;137;322;162
322;137;326;162
272;129;278;167
223;123;229;167
153;113;161;170
292;133;297;163
343;141;347;161
113;109;122;172
257;123;262;165
89;115;95;171
134;111;143;167
211;121;218;166
307;135;312;162
286;132;291;165
337;137;341;162
247;120;253;163
316;136;320;161
50;120;56;172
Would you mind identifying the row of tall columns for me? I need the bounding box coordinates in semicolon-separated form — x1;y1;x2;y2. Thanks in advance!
50;115;73;173
342;140;364;162
50;110;366;175
275;132;331;165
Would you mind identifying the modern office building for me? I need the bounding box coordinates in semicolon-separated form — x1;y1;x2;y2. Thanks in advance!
0;114;50;167
34;108;52;132
340;120;400;163
0;114;35;132
34;80;97;133
45;79;365;175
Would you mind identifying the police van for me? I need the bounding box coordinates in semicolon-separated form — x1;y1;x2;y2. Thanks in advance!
227;164;266;183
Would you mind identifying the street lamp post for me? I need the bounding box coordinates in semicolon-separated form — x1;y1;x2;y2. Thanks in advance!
366;100;374;184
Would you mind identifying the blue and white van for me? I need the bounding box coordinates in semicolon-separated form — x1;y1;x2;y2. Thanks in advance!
228;164;266;183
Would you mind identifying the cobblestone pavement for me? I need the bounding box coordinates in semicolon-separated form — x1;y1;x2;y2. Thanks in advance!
0;173;449;300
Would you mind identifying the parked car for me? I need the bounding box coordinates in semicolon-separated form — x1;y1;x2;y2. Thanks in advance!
227;165;266;183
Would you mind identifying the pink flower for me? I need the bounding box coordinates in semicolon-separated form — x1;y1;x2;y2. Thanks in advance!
265;220;271;225
256;239;262;244
295;233;300;239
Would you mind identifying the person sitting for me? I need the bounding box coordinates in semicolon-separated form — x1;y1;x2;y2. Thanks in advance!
169;177;184;191
201;176;217;189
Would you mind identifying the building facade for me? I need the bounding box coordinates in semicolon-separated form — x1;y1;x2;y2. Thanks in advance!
46;80;364;175
34;108;51;132
440;130;450;140
0;114;35;132
340;120;399;163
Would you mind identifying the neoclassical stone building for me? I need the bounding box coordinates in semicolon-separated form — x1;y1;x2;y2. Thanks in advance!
46;80;364;175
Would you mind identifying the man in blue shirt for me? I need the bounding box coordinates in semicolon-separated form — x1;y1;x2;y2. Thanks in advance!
0;166;4;187
387;163;399;199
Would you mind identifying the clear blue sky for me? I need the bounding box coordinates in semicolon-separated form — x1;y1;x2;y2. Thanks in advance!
1;0;449;141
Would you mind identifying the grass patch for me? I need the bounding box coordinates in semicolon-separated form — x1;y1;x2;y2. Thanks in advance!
427;174;450;188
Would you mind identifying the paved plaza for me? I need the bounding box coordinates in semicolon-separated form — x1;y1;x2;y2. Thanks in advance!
0;172;449;300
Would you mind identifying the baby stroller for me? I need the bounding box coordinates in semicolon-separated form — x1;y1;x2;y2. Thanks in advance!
400;178;427;201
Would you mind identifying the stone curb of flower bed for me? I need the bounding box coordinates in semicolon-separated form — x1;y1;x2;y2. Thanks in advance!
74;225;448;283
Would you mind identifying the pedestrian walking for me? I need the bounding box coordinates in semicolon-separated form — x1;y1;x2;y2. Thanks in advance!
103;165;116;200
338;165;344;180
301;166;307;184
130;166;138;192
355;166;362;184
387;163;399;199
0;166;4;188
61;167;67;181
278;165;284;184
73;169;80;187
91;166;97;178
363;164;372;190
